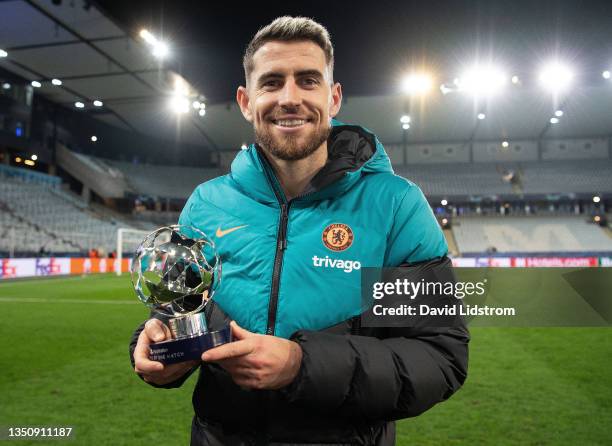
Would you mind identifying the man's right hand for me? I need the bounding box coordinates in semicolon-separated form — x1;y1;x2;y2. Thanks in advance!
133;319;199;385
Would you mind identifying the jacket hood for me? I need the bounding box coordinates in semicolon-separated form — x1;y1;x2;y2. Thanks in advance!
229;120;393;204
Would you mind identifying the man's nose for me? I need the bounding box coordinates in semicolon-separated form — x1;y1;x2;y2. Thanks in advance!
278;80;302;108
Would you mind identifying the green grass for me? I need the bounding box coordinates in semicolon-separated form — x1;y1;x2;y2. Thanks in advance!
0;274;610;445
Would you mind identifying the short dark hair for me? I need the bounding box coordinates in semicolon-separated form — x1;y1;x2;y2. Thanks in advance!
243;16;334;85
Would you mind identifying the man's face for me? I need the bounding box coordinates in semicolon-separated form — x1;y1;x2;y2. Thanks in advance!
237;40;342;161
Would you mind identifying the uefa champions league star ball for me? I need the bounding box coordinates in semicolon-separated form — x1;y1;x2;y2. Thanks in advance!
131;225;221;317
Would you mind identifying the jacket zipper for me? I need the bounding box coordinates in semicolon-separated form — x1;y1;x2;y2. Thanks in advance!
266;201;289;335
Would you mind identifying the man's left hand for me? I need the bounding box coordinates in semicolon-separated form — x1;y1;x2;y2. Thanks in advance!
202;321;303;390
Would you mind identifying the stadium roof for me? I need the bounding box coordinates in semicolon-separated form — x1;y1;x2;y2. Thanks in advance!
0;0;216;148
1;0;612;151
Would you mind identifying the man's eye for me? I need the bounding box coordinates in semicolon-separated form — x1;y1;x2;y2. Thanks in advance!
262;80;279;88
302;78;319;86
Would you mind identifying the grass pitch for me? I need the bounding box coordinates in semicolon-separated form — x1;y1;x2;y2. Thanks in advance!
0;274;610;445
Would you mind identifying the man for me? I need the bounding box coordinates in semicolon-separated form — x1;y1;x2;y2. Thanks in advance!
131;16;469;445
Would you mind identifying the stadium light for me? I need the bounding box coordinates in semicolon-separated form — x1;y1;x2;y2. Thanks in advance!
402;123;410;130
74;101;85;108
139;29;156;44
401;73;433;95
400;115;411;124
31;81;42;88
554;110;564;117
192;100;201;109
15;157;22;163
441;199;448;206
0;49;7;58
241;144;248;150
91;136;98;142
140;28;169;59
477;113;486;120
550;117;559;124
31;154;38;161
198;108;206;117
511;75;520;84
2;83;10;90
457;64;507;96
169;95;189;114
152;42;169;59
593;196;601;203
24;159;35;166
539;62;574;92
51;78;62;86
594;215;601;223
502;141;509;148
93;100;103;107
603;70;611;80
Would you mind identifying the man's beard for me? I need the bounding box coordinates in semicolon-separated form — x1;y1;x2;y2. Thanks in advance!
255;122;332;161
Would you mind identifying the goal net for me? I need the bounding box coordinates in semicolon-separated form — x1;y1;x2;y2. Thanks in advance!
116;227;153;276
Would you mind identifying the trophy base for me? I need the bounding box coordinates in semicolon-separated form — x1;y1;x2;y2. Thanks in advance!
149;325;232;365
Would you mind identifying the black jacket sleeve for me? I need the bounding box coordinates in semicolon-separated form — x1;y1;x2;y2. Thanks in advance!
128;315;198;389
282;256;469;421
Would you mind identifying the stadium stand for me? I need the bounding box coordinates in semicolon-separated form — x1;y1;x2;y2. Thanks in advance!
398;159;612;197
0;172;147;256
453;215;612;255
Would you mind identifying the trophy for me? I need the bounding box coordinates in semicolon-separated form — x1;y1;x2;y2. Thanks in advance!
131;225;231;364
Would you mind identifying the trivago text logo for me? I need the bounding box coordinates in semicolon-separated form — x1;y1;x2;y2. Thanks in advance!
312;255;361;273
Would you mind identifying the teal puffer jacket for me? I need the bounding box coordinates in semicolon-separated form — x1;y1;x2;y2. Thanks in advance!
179;122;448;339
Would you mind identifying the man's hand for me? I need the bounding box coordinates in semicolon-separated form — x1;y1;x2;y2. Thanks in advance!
202;321;302;390
133;319;198;385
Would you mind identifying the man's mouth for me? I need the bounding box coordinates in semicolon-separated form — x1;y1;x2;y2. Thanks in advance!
271;118;311;128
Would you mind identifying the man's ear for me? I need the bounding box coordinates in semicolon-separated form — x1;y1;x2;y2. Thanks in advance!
236;86;253;122
329;82;343;118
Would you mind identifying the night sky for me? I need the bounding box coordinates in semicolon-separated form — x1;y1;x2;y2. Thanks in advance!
95;0;612;103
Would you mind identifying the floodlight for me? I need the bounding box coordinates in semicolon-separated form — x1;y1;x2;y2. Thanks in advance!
31;154;38;161
457;65;507;96
0;49;7;58
554;110;564;117
402;123;410;130
477;113;486;120
93;100;103;107
593;196;601;203
139;29;156;45
441;199;448;206
401;73;433;95
400;115;411;124
603;70;611;80
91;136;98;142
549;117;559;124
241;144;248;150
511;75;520;84
198;108;206;117
152;42;169;59
539;62;574;92
74;101;85;108
192;101;201;109
2;83;11;90
31;81;42;88
502;141;509;148
169;96;189;114
51;78;62;86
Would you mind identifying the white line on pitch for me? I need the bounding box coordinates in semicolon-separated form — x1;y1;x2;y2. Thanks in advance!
0;297;137;305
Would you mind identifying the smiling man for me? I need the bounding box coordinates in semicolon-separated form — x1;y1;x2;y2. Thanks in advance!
130;16;469;446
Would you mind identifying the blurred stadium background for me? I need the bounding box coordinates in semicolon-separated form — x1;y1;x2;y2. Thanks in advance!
0;1;610;445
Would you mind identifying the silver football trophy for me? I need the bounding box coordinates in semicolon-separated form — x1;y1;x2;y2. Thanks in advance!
131;225;231;364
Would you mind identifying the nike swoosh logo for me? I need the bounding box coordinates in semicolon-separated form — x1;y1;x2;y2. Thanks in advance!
216;225;248;238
